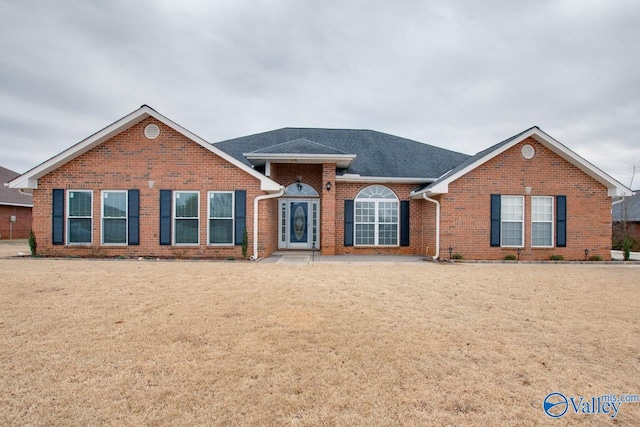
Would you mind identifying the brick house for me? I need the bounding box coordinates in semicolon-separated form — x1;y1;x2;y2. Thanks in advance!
0;165;33;239
8;105;633;260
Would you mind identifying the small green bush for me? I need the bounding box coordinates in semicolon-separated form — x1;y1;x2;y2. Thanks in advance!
241;227;248;259
451;253;463;260
28;229;37;256
588;255;603;261
504;254;517;261
549;254;565;261
622;238;633;261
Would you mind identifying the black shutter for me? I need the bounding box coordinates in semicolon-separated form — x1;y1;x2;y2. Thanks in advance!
490;194;501;247
52;189;64;245
159;190;172;245
556;195;567;247
400;200;410;246
128;189;140;245
344;200;354;246
234;190;246;246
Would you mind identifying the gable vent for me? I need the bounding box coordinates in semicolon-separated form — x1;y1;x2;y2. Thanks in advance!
144;124;160;139
521;144;535;159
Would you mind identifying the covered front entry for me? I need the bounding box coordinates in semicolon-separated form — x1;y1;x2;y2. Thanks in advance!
278;199;320;249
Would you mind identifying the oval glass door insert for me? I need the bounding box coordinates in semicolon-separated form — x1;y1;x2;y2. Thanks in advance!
293;205;306;240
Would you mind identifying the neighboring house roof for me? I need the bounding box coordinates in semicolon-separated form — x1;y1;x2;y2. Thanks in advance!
0;166;33;207
8;105;282;192
613;191;640;221
411;126;633;198
216;128;470;181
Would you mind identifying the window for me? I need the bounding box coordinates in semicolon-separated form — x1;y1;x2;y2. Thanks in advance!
208;192;234;245
500;196;523;247
355;185;399;246
174;191;199;244
102;191;127;244
532;196;553;247
68;190;92;244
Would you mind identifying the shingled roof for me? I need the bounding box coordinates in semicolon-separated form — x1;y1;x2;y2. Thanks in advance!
613;191;640;221
215;128;470;179
0;166;33;206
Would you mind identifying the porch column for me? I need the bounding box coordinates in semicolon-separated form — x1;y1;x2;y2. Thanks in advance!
321;163;336;255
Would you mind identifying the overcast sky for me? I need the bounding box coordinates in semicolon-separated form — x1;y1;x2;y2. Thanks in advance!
1;0;639;186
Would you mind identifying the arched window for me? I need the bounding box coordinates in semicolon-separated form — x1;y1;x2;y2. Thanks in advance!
355;185;399;246
284;182;319;197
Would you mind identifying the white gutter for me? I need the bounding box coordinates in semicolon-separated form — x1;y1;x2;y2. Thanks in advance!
250;188;285;261
611;196;625;207
422;193;440;260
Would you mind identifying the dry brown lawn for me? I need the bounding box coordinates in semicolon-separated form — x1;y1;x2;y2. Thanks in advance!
1;252;639;426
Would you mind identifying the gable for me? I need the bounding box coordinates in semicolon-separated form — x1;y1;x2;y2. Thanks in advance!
412;127;632;198
449;137;610;195
37;118;266;190
9;106;281;192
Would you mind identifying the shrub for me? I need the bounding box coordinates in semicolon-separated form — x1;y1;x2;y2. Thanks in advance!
622;238;633;261
504;254;517;261
588;255;603;261
28;230;37;256
242;227;248;259
549;254;565;261
451;253;463;260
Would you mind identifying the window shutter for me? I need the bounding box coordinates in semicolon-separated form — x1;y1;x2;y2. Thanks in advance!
128;189;140;245
159;190;172;245
400;200;410;246
490;194;501;247
556;195;566;247
234;190;246;246
52;189;64;245
344;200;354;246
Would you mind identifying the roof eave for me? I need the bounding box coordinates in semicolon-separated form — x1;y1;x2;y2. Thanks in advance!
0;201;33;207
337;175;434;184
243;153;357;169
529;130;633;197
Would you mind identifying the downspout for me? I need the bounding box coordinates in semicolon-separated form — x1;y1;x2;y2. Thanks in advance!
422;193;440;260
611;196;625;207
250;188;285;261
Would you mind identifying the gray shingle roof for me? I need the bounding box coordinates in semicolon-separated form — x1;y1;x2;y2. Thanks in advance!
613;191;640;221
215;128;470;179
0;166;33;206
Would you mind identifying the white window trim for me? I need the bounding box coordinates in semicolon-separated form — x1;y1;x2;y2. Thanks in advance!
531;196;554;248
173;191;200;246
354;186;400;247
500;195;524;248
101;190;128;246
67;189;93;245
207;191;235;246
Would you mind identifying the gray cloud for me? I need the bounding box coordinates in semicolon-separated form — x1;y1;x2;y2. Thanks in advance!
1;0;639;186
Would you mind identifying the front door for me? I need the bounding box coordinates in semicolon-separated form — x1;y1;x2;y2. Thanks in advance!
279;199;319;249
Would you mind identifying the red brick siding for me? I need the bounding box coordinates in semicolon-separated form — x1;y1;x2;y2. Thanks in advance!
0;205;32;239
439;137;612;260
32;118;269;258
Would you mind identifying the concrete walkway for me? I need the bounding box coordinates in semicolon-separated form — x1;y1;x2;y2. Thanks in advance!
260;252;427;264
